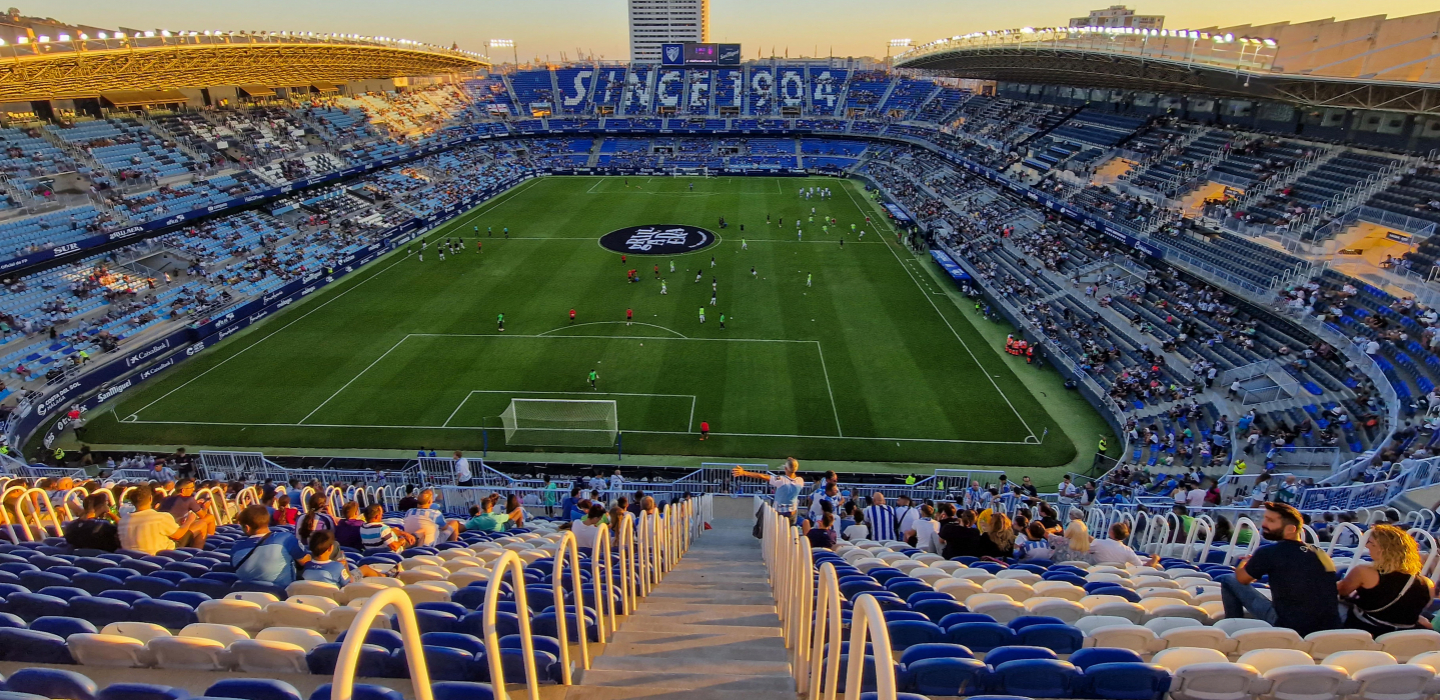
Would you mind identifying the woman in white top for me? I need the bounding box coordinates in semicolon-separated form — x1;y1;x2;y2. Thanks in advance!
842;509;869;541
569;503;607;550
908;504;942;553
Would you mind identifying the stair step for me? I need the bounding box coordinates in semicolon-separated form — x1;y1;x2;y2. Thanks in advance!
602;629;787;660
553;686;796;700
587;655;793;677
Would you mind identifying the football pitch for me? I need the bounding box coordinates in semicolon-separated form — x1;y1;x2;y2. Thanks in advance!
80;176;1081;467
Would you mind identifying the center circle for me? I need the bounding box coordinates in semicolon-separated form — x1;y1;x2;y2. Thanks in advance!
599;224;719;256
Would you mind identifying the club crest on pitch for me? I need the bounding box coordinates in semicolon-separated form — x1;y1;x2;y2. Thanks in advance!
600;224;717;255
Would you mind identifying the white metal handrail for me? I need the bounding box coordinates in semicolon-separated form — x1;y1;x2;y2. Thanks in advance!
329;587;434;700
549;530;591;680
481;550;542;700
761;501;899;700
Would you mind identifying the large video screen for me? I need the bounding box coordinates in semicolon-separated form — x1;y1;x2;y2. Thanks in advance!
662;43;742;66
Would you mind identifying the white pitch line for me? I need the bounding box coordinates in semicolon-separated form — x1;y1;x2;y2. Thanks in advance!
442;392;475;428
814;341;843;437
537;321;688;338
116;417;1034;444
407;333;814;344
298;334;413;424
123;245;417;420
841;179;1037;441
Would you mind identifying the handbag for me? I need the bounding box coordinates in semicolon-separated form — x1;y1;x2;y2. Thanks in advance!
1349;571;1422;631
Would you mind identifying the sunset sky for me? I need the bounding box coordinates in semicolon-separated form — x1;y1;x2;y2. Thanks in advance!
53;0;1440;61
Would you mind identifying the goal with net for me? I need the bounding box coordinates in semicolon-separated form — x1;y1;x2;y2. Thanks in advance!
499;398;619;447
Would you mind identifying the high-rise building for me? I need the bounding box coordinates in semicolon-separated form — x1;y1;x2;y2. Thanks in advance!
1069;5;1165;29
629;0;709;62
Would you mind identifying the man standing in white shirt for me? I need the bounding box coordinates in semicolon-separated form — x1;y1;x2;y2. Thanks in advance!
1057;475;1081;506
893;495;921;543
453;451;472;486
1186;481;1207;509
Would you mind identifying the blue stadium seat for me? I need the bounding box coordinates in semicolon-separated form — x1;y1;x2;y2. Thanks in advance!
307;685;402;700
898;643;973;664
122;576;176;598
993;658;1082;697
499;634;562;658
30;616;98;638
336;628;405;652
984;645;1057;666
397;610;459;635
1069;648;1145;670
1016;624;1084;654
459;611;521;639
1081;662;1173;700
420;632;486;655
98;590;149;604
944;622;1015;652
177;578;231;599
911;599;967;623
4;668;97;700
4;592;69;621
938;612;996;628
476;648;561;685
72;573;126;595
0;628;74;663
96;684;189;700
886;620;944;650
1009;615;1065;632
67;596;132;627
129;599;197;629
413;646;478;681
904;657;990;696
430;683;495;700
306;643;392;677
158;591;212;608
415;602;468;618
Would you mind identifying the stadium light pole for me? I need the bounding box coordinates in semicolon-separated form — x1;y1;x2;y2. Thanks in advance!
490;38;517;68
887;39;910;70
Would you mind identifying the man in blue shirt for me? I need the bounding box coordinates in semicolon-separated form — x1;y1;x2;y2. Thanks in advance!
231;505;309;588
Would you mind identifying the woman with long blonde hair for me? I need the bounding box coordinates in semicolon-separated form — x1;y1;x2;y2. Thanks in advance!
979;512;1015;558
1050;519;1099;564
1338;524;1433;636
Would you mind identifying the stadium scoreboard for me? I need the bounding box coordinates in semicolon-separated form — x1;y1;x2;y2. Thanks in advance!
662;43;741;66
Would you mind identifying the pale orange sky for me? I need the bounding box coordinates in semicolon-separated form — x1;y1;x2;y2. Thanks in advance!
53;0;1440;61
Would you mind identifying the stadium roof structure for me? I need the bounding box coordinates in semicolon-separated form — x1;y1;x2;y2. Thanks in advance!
0;31;489;103
895;20;1440;115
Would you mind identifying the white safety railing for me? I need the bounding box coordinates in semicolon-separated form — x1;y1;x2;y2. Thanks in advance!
760;500;899;700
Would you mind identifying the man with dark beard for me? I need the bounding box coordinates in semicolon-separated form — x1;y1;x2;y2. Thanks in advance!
1218;502;1340;636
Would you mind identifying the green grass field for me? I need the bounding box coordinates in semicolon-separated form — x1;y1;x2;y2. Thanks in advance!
78;176;1080;466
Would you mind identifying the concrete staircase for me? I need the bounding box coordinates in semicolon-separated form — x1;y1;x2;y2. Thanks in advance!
563;498;792;700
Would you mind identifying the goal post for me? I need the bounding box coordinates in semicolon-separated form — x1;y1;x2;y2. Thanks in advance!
499;398;619;447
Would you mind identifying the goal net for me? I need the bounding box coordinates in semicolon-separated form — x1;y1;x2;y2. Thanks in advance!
499;398;619;447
